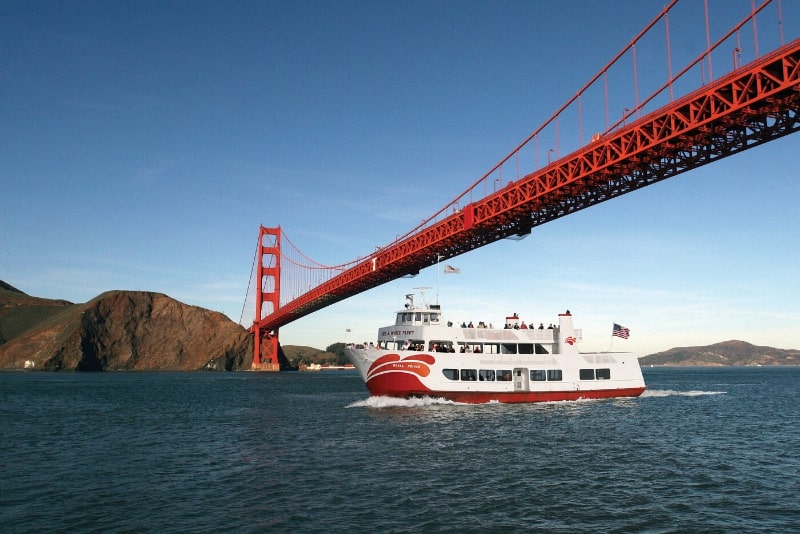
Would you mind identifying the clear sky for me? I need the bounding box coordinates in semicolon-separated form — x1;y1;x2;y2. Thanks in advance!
3;1;799;356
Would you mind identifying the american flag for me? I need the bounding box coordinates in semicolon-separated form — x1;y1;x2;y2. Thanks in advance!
612;323;630;339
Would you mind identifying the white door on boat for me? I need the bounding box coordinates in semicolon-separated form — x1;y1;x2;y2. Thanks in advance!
513;368;529;392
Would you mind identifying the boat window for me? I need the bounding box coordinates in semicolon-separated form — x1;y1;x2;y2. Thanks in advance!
518;343;534;354
442;369;459;381
501;343;517;354
535;344;550;354
478;370;495;382
530;369;547;381
580;368;595;380
415;312;421;322
596;368;611;380
430;313;440;323
497;370;512;381
547;369;563;381
460;369;477;381
389;340;412;350
403;340;424;351
482;343;499;354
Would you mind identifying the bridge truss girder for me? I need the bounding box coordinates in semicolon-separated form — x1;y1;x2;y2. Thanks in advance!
255;38;800;334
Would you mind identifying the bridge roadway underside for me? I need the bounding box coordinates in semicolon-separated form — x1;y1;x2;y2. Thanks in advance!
257;37;800;333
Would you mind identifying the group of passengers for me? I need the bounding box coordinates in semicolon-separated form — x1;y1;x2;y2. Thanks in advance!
459;320;492;329
429;342;456;353
505;322;557;330
457;318;558;330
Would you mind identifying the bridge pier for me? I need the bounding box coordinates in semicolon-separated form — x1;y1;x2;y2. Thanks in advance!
252;326;280;371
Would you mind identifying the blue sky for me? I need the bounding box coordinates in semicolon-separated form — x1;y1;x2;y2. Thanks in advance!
3;0;799;356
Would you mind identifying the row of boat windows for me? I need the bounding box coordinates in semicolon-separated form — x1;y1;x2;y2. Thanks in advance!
396;312;441;325
442;368;612;382
380;340;551;355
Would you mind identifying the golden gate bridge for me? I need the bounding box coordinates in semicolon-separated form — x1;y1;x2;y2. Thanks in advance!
243;0;800;370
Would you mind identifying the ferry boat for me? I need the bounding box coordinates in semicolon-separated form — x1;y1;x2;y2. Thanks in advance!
344;293;646;404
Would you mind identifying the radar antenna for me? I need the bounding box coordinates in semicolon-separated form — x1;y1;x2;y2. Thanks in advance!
413;287;432;307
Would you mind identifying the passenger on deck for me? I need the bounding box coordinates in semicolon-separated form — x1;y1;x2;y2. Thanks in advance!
468;321;474;328
520;322;528;329
539;323;545;329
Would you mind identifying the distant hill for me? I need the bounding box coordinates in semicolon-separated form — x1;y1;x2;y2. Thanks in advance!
640;340;800;366
0;282;264;371
0;282;74;345
282;344;347;368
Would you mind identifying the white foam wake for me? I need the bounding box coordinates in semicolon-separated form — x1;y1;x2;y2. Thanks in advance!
642;389;726;398
346;395;457;408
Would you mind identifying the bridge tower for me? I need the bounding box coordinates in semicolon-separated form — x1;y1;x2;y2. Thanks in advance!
252;225;281;371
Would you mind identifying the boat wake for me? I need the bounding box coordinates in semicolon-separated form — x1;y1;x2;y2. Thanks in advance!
346;395;458;409
642;389;726;398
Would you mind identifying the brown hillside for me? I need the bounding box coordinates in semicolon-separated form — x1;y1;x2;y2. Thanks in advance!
640;340;800;366
0;287;254;371
0;283;74;344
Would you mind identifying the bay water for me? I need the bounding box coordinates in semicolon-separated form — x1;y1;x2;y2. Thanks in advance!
2;367;798;532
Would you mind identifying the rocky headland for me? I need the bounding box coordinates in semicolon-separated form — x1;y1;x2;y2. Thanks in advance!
0;281;253;371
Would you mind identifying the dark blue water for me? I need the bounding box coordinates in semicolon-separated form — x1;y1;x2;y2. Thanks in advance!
1;367;798;533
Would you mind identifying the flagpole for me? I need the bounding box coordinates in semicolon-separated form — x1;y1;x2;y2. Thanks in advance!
610;324;614;352
436;254;443;305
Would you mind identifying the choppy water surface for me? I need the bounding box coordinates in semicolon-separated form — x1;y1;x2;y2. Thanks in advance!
2;367;798;532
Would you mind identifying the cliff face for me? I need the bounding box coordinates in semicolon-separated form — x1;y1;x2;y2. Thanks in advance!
0;285;254;371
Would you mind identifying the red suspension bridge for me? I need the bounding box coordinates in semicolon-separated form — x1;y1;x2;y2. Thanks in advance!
244;0;800;370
